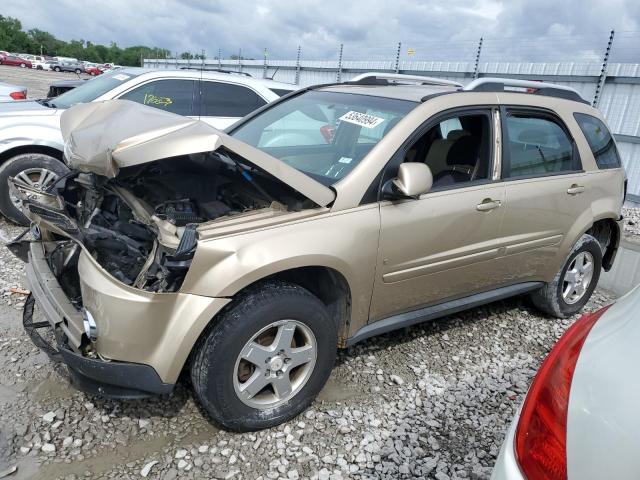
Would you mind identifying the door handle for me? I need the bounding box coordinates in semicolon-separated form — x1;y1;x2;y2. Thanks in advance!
476;198;502;212
567;184;585;195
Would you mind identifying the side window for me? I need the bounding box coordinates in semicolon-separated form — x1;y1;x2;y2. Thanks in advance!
119;79;196;116
200;82;266;117
503;112;577;178
403;112;492;188
574;113;621;169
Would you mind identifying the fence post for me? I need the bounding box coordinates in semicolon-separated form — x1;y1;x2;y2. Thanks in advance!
201;49;205;69
238;48;242;72
473;37;483;79
336;43;344;82
593;29;615;108
394;42;402;73
295;46;301;85
263;48;268;78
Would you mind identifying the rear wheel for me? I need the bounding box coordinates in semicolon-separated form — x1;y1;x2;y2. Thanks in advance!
20;63;26;68
190;281;337;431
0;153;69;225
75;68;81;74
531;234;602;318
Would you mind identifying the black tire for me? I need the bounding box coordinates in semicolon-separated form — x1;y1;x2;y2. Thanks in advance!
20;63;26;68
191;281;338;431
53;66;61;72
531;234;602;318
0;153;69;225
75;69;81;74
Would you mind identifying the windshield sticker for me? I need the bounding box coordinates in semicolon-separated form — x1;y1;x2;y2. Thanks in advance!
338;157;353;164
113;74;130;81
339;111;385;129
143;93;173;108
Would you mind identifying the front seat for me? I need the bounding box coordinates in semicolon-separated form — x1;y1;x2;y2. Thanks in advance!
432;135;481;186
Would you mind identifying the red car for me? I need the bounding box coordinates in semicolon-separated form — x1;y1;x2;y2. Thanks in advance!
84;66;103;76
0;54;32;68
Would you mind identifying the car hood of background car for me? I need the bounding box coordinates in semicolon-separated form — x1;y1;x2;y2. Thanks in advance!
0;100;59;117
60;100;336;207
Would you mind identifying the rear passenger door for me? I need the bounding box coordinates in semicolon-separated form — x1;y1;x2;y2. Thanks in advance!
198;81;267;129
496;107;586;282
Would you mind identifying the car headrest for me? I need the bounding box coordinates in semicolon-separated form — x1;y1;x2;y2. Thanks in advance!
446;135;480;167
446;129;470;141
517;128;549;145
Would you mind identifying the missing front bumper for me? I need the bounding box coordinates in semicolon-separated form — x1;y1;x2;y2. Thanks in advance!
23;294;174;399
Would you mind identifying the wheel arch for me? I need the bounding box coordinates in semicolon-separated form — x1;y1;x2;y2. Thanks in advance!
0;144;64;165
585;217;621;272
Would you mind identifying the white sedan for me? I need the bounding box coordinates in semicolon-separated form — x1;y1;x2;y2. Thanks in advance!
492;283;640;479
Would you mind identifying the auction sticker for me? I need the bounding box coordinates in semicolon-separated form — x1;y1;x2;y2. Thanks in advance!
113;74;130;81
339;111;385;129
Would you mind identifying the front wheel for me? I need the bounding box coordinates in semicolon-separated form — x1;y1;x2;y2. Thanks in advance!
53;66;61;72
75;69;81;74
20;63;26;68
531;234;602;318
190;281;337;431
0;153;69;225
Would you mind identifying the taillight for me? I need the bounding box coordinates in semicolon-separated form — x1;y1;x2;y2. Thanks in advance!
10;91;26;100
515;305;611;480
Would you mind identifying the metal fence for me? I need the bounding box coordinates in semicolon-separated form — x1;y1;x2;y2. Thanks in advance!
143;31;640;201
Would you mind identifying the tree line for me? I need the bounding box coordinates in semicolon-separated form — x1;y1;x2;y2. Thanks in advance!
0;15;171;66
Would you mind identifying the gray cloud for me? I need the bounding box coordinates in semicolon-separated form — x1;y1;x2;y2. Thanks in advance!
2;0;638;62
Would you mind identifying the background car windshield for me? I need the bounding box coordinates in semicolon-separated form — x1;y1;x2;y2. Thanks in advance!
52;70;140;108
230;90;416;183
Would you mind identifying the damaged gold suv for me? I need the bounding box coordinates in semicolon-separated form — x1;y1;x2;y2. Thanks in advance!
9;74;625;431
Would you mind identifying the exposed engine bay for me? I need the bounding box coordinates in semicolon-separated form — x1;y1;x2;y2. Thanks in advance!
18;150;313;300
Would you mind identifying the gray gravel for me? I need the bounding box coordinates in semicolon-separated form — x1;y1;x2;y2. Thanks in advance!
623;206;640;240
0;217;617;479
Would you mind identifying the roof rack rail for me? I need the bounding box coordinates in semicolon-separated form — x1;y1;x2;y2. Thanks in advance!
179;66;252;77
463;77;587;103
349;72;462;87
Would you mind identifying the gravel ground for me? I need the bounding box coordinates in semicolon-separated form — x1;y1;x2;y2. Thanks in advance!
623;206;640;239
0;64;93;99
0;214;619;480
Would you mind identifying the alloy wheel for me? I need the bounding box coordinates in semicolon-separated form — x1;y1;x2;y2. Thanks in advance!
562;251;595;304
10;167;60;209
233;319;317;409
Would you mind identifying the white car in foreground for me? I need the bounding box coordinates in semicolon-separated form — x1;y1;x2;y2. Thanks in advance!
492;283;640;479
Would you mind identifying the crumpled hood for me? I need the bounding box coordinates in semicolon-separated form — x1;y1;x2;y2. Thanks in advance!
60;100;336;207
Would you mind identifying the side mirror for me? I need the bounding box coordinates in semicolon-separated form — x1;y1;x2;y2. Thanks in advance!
383;163;433;199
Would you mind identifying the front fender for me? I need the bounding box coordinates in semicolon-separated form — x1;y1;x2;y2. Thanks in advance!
0;122;64;157
181;205;381;330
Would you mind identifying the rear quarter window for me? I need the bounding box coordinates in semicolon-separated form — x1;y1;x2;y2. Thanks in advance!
574;113;621;169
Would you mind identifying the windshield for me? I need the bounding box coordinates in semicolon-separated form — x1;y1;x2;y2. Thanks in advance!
230;90;416;183
51;70;141;108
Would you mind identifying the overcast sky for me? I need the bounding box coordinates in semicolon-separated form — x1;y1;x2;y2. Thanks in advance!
3;0;640;62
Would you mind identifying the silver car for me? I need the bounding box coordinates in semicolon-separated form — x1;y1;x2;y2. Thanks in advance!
0;81;26;101
492;284;640;479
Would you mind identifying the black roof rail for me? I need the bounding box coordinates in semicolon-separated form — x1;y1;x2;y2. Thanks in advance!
463;77;588;104
178;67;252;77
